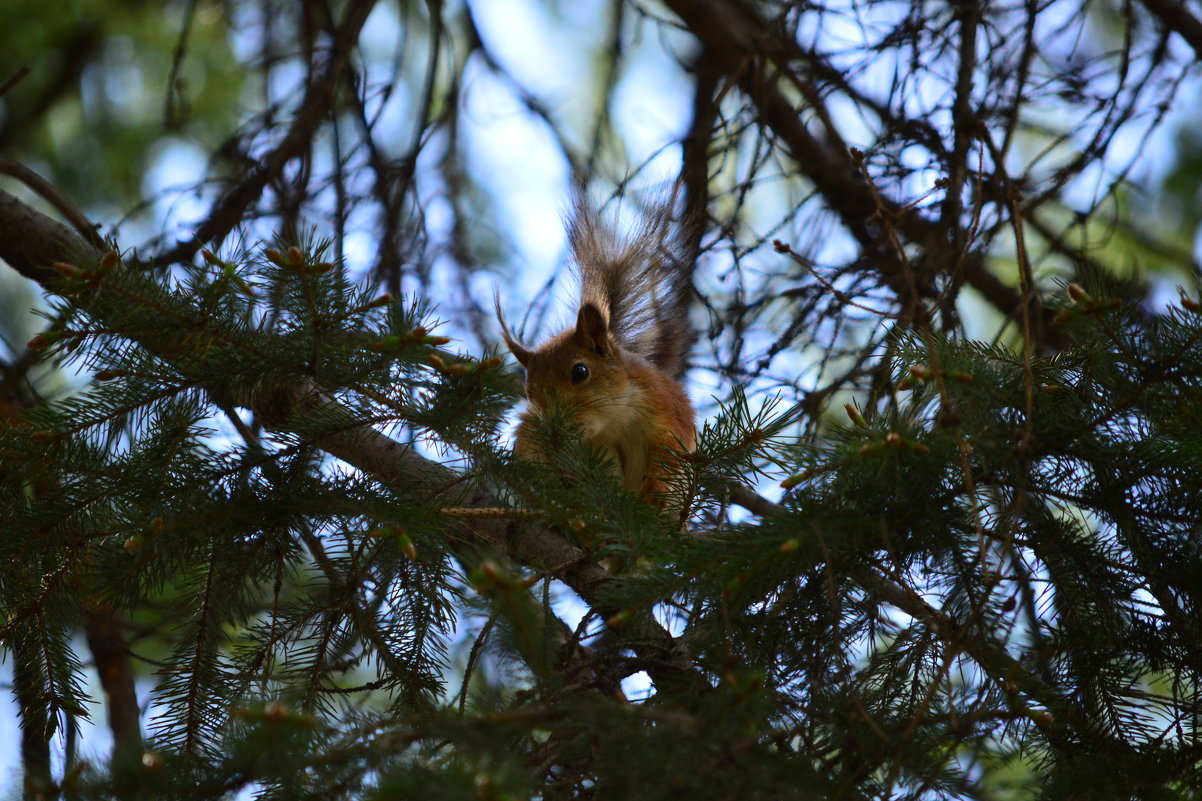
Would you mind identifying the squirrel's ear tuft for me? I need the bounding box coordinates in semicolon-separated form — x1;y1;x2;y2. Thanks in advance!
503;333;533;367
494;291;533;366
574;302;611;356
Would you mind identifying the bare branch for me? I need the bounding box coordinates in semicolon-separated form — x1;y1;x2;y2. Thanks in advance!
0;187;100;283
1139;0;1202;59
150;0;378;268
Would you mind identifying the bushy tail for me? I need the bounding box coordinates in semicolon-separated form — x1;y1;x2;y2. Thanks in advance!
569;191;695;379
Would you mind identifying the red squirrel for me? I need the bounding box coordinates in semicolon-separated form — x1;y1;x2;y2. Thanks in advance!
496;197;696;507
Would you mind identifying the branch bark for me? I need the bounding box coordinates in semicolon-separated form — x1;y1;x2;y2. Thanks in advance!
0;188;101;283
11;638;53;800
1138;0;1202;60
82;607;143;763
0;188;698;695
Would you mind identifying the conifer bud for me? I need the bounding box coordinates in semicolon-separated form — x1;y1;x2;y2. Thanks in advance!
481;355;503;369
605;610;631;628
370;336;399;352
780;471;808;489
53;262;80;278
447;363;470;377
1181;296;1202;314
99;250;119;272
884;432;902;447
478;560;507;586
141;752;162;770
1051;310;1076;325
779;538;800;554
845;404;867;428
264;248;283;265
285;246;304;267
27;333;58;351
1066;283;1087;303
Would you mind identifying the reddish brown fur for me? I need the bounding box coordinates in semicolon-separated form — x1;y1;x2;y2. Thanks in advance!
497;196;695;507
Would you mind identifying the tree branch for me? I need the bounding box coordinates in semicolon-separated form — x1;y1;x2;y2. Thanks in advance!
150;0;378;268
0;188;100;283
1138;0;1202;60
82;606;143;763
662;0;1060;345
726;483;1118;746
0;188;698;694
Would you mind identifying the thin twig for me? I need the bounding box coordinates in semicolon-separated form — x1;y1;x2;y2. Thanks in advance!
0;157;103;248
0;66;31;99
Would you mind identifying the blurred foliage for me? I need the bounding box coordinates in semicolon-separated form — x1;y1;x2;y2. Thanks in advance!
0;0;242;207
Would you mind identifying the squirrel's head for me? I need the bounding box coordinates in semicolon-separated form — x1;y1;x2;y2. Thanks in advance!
496;300;632;426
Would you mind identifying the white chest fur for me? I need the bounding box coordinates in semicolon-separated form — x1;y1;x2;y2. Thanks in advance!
578;383;650;492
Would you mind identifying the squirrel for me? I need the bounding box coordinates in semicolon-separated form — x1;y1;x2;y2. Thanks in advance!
495;195;696;509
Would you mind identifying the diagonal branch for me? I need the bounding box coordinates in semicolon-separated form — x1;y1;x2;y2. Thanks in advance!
1138;0;1202;60
725;484;1116;746
662;0;1059;344
0;188;699;694
0;188;102;282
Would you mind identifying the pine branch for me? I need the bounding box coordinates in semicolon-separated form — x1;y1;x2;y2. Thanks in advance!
11;637;54;798
0;188;700;694
725;484;1124;749
0;187;101;284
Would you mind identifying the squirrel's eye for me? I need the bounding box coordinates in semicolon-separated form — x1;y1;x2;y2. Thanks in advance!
571;363;589;384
